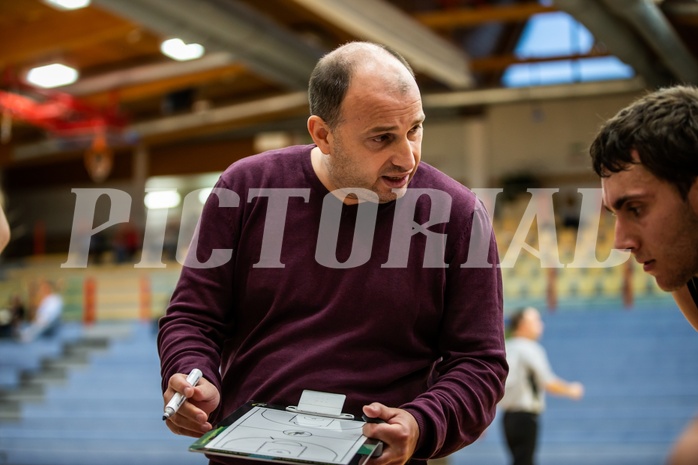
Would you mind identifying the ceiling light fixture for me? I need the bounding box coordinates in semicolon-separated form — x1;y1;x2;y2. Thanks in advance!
26;63;79;88
42;0;91;10
160;38;205;61
144;190;182;210
198;187;213;205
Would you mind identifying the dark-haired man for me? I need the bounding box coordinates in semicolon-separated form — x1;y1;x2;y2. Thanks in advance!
590;85;698;330
589;85;698;464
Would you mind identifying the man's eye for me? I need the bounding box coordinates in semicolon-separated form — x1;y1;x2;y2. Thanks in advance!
372;134;391;143
627;206;641;216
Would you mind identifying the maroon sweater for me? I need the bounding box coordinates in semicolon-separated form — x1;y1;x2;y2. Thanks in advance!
158;145;506;463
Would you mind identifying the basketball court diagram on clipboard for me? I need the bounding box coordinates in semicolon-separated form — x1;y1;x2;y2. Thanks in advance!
201;405;367;465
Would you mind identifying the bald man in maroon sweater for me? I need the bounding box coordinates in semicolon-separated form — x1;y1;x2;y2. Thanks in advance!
158;42;506;465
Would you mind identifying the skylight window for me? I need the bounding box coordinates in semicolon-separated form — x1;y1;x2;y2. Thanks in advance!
502;11;634;87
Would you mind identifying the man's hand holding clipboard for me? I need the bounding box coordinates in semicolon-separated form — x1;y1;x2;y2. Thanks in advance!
361;403;419;465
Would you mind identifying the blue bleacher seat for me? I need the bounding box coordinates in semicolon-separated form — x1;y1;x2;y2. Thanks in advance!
0;321;206;465
0;322;84;390
2;305;698;465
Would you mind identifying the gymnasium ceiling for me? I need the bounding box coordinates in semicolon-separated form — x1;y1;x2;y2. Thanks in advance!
1;0;698;173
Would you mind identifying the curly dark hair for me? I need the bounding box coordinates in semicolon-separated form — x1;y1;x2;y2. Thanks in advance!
307;42;415;130
589;85;698;199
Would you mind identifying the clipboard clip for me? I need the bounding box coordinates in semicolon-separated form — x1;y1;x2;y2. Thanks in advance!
285;390;355;420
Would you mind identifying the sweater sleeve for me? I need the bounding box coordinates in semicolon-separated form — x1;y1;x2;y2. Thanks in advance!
402;200;508;459
157;177;240;415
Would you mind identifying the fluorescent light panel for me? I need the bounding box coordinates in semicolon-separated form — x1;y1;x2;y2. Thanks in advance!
26;63;79;88
144;190;181;209
42;0;91;10
198;188;213;205
160;38;205;61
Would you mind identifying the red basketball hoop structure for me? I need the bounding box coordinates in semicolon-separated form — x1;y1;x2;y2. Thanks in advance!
0;86;128;182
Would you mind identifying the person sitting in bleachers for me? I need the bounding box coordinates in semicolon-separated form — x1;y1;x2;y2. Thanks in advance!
19;280;63;343
0;295;25;338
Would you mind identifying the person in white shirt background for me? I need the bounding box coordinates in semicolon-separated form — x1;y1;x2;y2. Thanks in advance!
499;307;584;465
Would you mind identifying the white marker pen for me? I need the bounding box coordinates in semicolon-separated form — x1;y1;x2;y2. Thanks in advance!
162;368;203;421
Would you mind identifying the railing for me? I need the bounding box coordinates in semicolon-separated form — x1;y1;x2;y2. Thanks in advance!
0;238;671;323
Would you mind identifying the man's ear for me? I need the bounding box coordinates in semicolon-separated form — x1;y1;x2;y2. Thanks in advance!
307;115;331;154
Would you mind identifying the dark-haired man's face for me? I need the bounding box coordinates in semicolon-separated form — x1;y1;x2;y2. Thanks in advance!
601;151;698;291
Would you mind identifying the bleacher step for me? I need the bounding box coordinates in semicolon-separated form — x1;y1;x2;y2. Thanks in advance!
0;384;45;403
0;400;21;420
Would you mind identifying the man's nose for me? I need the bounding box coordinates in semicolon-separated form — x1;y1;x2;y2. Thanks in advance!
391;138;417;171
613;219;637;252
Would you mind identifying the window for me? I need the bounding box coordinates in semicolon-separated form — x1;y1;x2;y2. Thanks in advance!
502;11;634;87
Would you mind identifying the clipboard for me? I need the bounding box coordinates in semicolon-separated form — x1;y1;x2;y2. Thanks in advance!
189;392;383;465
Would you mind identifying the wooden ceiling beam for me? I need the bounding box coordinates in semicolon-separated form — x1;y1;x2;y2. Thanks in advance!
0;8;137;66
414;3;557;29
83;64;249;106
469;50;612;73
